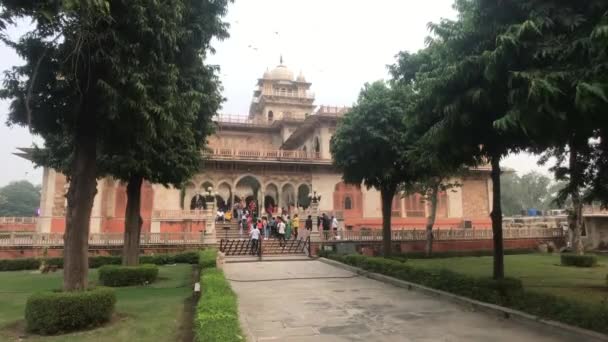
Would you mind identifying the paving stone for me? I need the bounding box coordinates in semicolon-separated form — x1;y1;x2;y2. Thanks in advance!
225;260;599;342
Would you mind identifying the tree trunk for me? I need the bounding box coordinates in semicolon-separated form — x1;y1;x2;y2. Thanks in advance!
568;145;584;255
380;185;396;257
63;119;97;291
122;175;144;266
490;154;504;280
425;183;439;257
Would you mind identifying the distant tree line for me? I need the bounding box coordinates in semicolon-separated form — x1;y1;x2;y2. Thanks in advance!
0;180;40;217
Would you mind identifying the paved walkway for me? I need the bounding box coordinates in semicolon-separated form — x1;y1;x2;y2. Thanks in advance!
224;260;599;342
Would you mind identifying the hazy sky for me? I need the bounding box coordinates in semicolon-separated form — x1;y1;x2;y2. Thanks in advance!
0;0;548;187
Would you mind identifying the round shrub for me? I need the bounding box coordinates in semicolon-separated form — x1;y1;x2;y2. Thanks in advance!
98;264;159;287
25;287;116;335
560;253;597;267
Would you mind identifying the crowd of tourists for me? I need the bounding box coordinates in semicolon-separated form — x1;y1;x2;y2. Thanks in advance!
215;200;341;254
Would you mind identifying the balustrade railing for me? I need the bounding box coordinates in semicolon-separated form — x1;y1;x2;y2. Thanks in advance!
0;232;205;247
209;148;325;161
152;210;211;220
0;217;38;224
321;227;564;242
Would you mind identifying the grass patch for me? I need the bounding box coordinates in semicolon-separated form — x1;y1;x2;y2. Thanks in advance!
406;253;608;304
195;267;243;342
0;264;192;341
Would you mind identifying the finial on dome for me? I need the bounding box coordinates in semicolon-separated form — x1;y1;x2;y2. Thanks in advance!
280;54;283;65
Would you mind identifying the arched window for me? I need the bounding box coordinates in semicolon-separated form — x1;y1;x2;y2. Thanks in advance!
268;110;274;122
344;196;353;210
314;137;320;153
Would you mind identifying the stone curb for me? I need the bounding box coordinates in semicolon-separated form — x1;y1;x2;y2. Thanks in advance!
318;257;608;342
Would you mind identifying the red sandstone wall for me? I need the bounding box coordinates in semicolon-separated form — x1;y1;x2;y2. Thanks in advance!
461;176;490;219
344;217;492;230
160;221;205;233
0;223;36;232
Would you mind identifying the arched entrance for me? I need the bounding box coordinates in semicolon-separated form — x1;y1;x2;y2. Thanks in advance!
235;176;262;217
297;184;311;209
217;182;232;211
264;183;278;216
281;183;296;213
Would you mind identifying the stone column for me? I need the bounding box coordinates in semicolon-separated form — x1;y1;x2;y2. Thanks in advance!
309;201;321;242
203;199;216;243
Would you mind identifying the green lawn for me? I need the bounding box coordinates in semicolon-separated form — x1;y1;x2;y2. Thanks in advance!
0;264;193;341
407;253;608;304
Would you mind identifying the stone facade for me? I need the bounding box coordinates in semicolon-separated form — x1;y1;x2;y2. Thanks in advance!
31;60;494;234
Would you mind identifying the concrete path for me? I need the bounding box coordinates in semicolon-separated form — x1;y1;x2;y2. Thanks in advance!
223;260;600;342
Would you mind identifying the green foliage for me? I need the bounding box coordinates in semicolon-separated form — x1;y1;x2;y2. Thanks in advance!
560;254;598;268
501;171;566;215
389;249;535;260
0;251;200;272
195;267;243;342
330;81;409;190
98;264;159;287
328;253;608;334
0;180;40;216
0;258;40;271
199;249;218;269
25;287;116;335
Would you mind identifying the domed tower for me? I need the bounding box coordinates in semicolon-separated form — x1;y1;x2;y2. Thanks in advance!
249;57;315;123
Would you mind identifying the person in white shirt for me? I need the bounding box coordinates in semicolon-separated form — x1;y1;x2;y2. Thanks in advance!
277;218;286;247
249;225;261;254
331;216;339;239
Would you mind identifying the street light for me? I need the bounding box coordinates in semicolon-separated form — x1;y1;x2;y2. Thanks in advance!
308;190;321;204
204;187;217;201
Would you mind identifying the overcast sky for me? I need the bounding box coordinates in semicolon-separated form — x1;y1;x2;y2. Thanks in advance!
0;0;548;187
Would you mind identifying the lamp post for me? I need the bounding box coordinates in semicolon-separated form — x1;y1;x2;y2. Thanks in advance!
308;190;322;237
201;187;217;242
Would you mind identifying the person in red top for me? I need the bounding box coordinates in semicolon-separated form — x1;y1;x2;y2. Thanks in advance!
247;214;253;233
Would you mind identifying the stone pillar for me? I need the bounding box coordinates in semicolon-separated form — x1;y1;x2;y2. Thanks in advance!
309;201;321;242
38;167;56;233
203;200;216;244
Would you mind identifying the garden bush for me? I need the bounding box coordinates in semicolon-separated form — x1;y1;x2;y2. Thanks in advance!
0;251;201;272
98;264;159;287
391;249;535;260
560;253;597;267
326;253;608;334
199;249;217;269
0;258;40;271
194;267;243;342
25;287;116;335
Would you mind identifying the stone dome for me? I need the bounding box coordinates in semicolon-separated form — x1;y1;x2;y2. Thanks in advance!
262;68;271;79
269;64;294;81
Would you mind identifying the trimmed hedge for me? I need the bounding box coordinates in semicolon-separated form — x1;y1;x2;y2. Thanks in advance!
392;248;536;260
199;249;217;269
98;264;159;287
560;254;597;267
25;287;116;335
195;267;243;342
0;251;200;272
325;253;608;334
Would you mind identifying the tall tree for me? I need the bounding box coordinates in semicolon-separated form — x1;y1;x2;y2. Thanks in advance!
0;0;230;289
392;0;529;278
492;1;608;253
0;180;40;217
331;81;410;257
391;48;464;257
